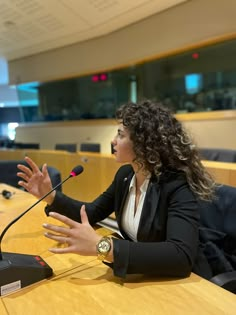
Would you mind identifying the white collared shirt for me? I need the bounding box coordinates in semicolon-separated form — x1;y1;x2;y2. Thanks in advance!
121;174;150;241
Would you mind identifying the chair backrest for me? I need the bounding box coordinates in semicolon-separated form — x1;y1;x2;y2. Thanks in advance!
55;143;77;153
198;184;236;277
0;160;62;191
0;160;27;188
46;166;62;191
80;143;101;153
199;148;236;162
12;142;40;149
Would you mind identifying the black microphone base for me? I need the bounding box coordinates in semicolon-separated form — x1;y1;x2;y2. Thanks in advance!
0;252;53;296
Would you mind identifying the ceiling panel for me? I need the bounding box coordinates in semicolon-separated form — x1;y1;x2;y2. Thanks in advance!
0;0;188;60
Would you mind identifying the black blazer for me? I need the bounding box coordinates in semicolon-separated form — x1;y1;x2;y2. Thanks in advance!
45;164;211;279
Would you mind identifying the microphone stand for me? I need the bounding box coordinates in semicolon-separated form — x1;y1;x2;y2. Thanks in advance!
0;175;71;296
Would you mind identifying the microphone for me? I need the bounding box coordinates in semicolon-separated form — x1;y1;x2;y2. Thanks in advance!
0;165;83;296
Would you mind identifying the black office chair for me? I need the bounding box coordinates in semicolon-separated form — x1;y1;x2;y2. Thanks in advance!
46;166;62;191
0;160;62;192
198;184;236;293
0;160;28;189
199;148;236;162
80;143;101;152
12;142;40;149
55;143;77;153
0;136;11;148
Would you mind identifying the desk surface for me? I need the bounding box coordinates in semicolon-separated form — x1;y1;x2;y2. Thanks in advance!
0;183;236;315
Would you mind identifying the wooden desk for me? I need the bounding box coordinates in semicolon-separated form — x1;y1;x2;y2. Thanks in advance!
0;184;236;314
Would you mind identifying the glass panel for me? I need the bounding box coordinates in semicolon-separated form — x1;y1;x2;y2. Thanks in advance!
9;37;236;123
16;82;40;122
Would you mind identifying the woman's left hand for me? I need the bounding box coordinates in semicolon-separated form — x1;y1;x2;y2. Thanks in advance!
43;205;101;255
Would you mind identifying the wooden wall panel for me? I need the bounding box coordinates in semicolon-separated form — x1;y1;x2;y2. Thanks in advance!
1;150;236;203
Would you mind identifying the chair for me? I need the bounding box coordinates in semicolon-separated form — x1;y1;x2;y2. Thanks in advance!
12;142;40;149
198;184;236;293
80;143;101;153
46;166;62;191
0;136;11;148
0;160;28;188
55;143;77;153
0;160;62;192
199;148;236;162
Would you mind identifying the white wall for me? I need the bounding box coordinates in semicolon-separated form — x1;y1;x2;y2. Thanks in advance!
184;119;236;150
15;114;236;153
15;120;117;153
0;58;8;85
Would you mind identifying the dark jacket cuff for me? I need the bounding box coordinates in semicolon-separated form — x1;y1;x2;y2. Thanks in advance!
104;238;130;278
44;191;62;216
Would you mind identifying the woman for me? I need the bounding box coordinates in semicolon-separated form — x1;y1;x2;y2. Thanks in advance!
17;100;215;279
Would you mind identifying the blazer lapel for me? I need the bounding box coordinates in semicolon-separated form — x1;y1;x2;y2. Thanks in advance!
116;172;133;227
137;181;160;241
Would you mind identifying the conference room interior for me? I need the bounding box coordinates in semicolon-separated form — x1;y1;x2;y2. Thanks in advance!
0;0;236;312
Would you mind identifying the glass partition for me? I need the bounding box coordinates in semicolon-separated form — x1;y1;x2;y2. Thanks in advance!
15;37;236;122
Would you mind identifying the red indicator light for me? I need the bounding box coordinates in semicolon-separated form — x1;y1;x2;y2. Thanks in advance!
92;73;108;82
100;73;108;81
192;52;199;59
92;75;99;82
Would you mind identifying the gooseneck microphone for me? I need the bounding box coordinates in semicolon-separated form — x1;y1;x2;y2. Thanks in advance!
0;165;83;296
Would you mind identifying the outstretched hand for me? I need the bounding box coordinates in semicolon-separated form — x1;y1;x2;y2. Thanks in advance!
17;156;55;204
43;205;101;256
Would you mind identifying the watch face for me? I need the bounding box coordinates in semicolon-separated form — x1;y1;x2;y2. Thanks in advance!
98;239;111;253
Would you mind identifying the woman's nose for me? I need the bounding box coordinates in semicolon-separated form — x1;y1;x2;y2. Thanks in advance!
111;137;116;145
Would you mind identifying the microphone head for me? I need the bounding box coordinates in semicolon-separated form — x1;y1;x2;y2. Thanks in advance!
70;165;84;177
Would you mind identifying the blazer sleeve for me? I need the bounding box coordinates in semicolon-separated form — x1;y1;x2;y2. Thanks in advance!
44;164;132;225
109;180;199;278
44;179;116;225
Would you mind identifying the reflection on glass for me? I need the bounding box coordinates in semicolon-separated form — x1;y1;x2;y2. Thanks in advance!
185;74;203;95
8;38;236;123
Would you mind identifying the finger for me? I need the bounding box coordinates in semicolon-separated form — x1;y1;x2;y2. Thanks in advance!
24;156;40;173
44;232;69;244
43;222;70;235
41;163;49;177
17;165;33;177
80;205;89;224
48;247;71;254
48;212;79;228
18;180;28;189
17;171;31;181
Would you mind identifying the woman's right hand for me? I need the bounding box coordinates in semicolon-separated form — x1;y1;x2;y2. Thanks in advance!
17;156;56;205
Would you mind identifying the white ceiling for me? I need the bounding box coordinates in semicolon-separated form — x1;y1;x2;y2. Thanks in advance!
0;0;188;61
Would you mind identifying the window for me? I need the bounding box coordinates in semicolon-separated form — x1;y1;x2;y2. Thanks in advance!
8;122;19;140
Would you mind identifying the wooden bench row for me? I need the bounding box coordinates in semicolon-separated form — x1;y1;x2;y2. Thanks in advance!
1;149;236;202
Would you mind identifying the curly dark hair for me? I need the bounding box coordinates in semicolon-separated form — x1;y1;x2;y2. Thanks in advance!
116;100;215;201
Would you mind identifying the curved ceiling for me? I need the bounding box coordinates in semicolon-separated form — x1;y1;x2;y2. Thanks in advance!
0;0;188;60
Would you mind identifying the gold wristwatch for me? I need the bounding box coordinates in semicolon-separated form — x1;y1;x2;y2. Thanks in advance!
96;236;112;261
